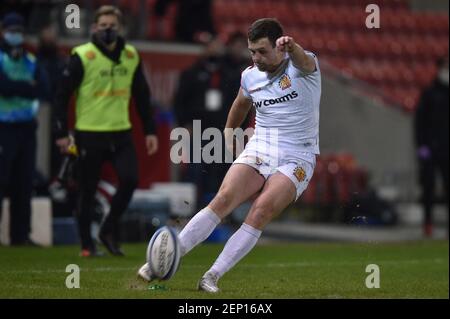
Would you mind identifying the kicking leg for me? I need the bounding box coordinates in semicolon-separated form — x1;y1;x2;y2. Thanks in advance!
178;163;265;256
199;172;296;292
138;164;265;282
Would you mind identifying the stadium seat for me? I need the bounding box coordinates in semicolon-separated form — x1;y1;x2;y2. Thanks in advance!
212;0;448;112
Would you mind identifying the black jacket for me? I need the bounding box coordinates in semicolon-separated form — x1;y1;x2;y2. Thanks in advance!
174;55;251;131
174;57;227;130
53;36;156;138
154;0;215;43
414;78;449;159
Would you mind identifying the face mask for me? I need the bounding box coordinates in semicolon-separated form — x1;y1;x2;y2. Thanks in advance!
438;67;449;86
97;28;118;45
3;32;24;47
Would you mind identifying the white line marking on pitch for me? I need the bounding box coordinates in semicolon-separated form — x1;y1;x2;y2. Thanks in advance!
2;258;445;274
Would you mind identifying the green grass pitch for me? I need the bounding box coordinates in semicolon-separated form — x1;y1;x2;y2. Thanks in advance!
0;240;448;299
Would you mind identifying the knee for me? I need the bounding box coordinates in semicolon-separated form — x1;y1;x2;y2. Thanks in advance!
253;198;275;216
210;187;234;214
245;200;274;229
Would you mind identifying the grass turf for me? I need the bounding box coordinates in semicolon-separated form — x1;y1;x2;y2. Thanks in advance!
0;240;448;299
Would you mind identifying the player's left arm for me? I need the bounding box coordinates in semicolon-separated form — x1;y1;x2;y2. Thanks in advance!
276;36;316;74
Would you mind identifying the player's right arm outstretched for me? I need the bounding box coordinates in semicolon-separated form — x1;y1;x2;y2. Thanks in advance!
276;36;316;74
224;87;253;156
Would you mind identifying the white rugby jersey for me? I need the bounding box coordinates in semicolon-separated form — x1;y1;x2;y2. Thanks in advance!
241;51;321;154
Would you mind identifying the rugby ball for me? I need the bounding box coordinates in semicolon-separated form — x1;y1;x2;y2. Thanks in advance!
146;226;181;280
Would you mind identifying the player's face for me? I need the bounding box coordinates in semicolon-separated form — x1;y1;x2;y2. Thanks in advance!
248;37;283;72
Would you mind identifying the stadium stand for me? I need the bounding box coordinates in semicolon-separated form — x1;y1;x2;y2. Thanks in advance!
209;0;449;112
84;0;450;232
86;0;448;113
54;0;446;210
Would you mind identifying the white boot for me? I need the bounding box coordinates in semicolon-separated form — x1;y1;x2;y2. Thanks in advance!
137;262;155;282
197;271;220;293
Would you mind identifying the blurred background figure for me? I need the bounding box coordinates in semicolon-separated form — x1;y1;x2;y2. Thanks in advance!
414;55;449;237
154;0;215;43
220;31;252;115
36;25;67;181
173;35;252;208
173;36;225;207
36;25;66;97
0;12;50;245
54;5;158;257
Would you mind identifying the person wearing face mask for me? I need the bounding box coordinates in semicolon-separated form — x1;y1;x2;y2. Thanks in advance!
53;6;158;257
414;55;449;238
0;12;50;246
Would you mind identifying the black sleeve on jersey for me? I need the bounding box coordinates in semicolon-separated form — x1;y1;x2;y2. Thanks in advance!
414;89;431;147
53;53;84;139
131;59;157;136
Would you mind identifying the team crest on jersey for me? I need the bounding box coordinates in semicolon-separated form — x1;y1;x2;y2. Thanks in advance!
85;51;96;60
293;166;306;182
278;74;291;90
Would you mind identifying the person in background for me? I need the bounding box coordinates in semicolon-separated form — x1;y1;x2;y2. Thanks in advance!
36;25;68;179
154;0;215;43
220;31;253;130
173;36;226;206
414;55;449;238
0;12;50;245
54;6;158;257
173;34;253;208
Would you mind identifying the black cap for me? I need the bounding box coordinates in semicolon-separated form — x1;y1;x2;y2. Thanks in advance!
1;12;25;30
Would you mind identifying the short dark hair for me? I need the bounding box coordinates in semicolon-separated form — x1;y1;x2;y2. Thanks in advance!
94;5;123;24
248;18;283;47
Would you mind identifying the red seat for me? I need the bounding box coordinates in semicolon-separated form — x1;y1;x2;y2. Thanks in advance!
212;0;448;115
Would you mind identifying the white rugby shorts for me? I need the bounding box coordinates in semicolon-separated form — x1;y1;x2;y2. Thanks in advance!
233;137;316;201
